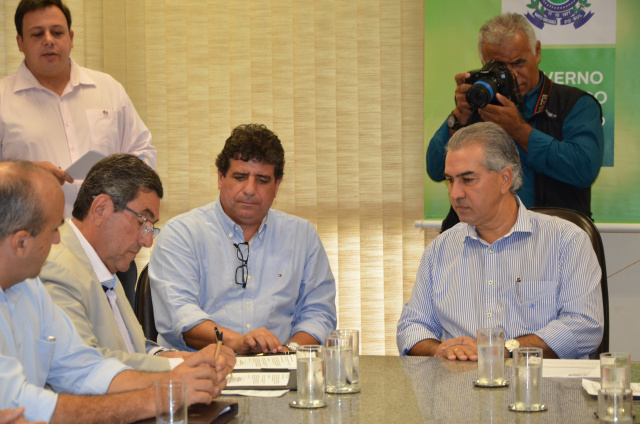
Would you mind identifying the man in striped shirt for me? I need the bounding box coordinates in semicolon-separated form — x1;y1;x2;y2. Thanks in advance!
397;122;603;360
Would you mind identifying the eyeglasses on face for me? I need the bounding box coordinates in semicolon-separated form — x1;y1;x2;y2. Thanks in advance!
118;204;160;239
234;242;249;288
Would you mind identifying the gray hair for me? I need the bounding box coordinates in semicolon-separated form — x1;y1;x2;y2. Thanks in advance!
478;13;537;62
446;122;523;194
0;161;48;239
72;154;163;220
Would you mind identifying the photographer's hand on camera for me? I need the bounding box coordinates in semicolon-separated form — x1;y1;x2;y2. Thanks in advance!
449;72;475;134
478;93;533;151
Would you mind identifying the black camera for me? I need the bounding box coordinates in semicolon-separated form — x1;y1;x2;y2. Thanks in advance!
464;60;522;110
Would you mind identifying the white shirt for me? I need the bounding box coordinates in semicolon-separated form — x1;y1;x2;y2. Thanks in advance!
0;59;156;216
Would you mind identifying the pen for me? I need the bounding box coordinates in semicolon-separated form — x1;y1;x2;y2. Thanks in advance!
516;277;521;298
214;329;224;361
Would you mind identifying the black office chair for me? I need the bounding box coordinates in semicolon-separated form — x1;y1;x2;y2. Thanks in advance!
529;207;609;359
134;264;159;342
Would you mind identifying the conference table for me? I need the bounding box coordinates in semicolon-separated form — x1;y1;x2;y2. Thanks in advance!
223;355;640;423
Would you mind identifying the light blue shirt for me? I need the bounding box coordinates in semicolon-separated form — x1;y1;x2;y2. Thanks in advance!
396;199;604;359
149;198;337;351
0;278;129;422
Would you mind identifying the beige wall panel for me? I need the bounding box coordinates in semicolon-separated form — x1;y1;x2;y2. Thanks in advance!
0;0;425;355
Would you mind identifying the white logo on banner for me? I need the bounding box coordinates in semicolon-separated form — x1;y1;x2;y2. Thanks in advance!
502;0;616;45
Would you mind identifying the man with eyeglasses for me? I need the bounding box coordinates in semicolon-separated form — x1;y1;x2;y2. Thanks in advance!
38;154;234;372
149;124;337;354
0;160;229;423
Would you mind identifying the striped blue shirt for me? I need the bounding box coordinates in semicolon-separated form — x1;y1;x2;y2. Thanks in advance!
397;199;603;359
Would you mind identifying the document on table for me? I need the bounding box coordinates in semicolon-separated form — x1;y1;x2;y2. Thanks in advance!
234;354;297;370
227;372;290;387
222;389;289;397
542;359;600;378
582;379;640;399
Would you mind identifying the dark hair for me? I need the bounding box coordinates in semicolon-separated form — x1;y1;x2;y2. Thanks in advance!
72;154;163;221
446;122;523;194
215;124;285;180
15;0;72;37
0;161;48;239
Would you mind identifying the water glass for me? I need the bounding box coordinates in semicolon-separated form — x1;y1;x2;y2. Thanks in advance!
155;380;187;424
331;329;360;389
476;327;506;387
509;347;546;412
290;345;326;409
598;388;633;423
600;352;631;390
325;334;359;394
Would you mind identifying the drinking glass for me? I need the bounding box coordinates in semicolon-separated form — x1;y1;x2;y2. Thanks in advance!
508;347;547;412
290;345;326;409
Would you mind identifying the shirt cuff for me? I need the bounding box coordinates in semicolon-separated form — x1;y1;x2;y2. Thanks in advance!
168;358;184;370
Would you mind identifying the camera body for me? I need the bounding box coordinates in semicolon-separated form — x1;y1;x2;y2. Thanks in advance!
465;60;522;110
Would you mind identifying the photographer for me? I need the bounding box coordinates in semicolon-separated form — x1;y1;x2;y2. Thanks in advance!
426;13;603;226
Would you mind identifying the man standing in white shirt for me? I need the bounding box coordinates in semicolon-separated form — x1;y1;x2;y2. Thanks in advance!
0;0;156;217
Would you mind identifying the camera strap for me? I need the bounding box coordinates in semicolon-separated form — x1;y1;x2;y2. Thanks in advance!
527;74;554;120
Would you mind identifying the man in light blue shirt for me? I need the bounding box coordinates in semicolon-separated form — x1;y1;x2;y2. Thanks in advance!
150;123;337;354
397;122;603;360
0;161;229;423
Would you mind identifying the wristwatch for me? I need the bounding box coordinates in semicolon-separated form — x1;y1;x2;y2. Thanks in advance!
505;339;520;357
446;112;465;131
285;341;300;352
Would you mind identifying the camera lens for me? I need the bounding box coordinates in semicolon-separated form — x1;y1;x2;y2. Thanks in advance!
466;80;496;109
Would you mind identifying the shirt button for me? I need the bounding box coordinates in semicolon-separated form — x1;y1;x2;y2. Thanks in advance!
246;324;251;329
228;233;233;238
245;302;250;306
487;313;492;317
488;281;493;285
248;275;252;280
489;249;494;253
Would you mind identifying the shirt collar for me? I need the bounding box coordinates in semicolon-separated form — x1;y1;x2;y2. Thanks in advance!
13;58;96;95
213;197;270;243
68;219;118;288
463;197;532;244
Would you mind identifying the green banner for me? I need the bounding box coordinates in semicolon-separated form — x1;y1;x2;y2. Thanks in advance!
424;1;640;223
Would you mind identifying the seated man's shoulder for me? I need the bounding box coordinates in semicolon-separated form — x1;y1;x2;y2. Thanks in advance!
269;208;318;235
161;202;215;231
526;209;590;240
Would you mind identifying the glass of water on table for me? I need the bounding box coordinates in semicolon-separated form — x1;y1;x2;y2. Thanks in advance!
509;347;547;412
290;345;326;409
474;327;508;388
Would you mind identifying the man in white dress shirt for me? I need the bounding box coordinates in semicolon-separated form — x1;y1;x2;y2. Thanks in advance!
0;0;156;217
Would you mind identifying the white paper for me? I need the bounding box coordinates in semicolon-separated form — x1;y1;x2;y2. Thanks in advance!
234;355;297;370
225;372;290;388
542;359;600;378
582;379;640;398
64;150;107;180
221;389;289;397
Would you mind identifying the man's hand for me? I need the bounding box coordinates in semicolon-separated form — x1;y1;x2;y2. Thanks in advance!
226;327;283;355
32;161;73;185
434;337;479;361
452;72;475;126
478;93;533;150
0;408;44;424
168;344;229;404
